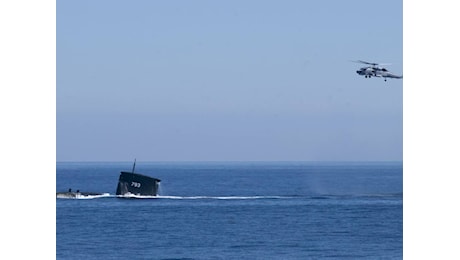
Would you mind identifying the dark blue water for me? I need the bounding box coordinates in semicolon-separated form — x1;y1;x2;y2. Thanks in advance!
56;162;402;259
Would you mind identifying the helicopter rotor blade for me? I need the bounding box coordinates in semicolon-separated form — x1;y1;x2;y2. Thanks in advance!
351;60;391;66
357;60;377;66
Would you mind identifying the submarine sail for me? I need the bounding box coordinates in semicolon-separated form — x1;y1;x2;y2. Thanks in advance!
116;171;161;196
115;160;161;196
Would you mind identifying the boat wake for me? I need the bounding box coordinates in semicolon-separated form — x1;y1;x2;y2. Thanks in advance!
57;193;402;200
56;193;112;199
57;194;290;200
156;195;289;200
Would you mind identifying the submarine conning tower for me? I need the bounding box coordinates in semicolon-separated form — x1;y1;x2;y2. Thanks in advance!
116;171;161;196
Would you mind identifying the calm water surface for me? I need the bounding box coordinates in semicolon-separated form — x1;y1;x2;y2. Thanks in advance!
56;162;402;259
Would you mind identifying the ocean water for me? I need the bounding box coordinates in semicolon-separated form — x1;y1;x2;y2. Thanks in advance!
56;162;402;259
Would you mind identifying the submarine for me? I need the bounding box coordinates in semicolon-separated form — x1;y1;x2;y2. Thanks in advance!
116;160;161;196
56;189;107;199
56;160;161;198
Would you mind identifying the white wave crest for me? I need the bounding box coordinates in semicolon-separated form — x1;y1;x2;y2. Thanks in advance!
58;193;290;200
156;195;287;200
56;193;112;199
116;193;161;199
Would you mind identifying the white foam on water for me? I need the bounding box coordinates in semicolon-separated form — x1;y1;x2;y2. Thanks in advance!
156;195;288;200
116;193;161;199
57;193;291;200
56;193;112;199
75;193;112;199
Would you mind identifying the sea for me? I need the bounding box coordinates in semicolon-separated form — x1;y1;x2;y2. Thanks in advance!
56;161;402;259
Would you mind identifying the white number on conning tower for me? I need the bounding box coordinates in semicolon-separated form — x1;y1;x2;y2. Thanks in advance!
131;182;141;188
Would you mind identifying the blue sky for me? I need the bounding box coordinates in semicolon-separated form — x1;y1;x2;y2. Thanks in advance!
57;0;402;161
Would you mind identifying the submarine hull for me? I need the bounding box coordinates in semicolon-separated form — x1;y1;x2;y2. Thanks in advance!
116;171;161;196
56;192;105;199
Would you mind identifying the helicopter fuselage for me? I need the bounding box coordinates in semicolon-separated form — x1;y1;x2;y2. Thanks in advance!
353;60;401;81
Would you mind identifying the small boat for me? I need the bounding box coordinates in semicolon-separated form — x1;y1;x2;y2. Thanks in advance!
116;160;161;196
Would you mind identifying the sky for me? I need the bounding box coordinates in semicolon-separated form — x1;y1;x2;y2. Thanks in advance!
56;0;403;161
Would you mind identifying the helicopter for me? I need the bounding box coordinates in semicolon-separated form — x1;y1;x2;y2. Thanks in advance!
354;60;402;81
